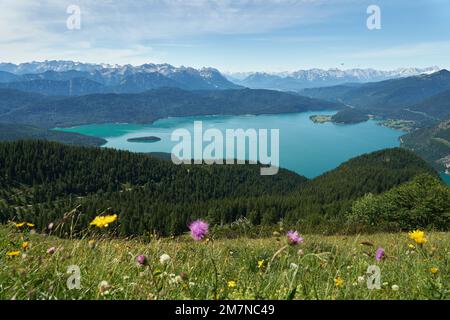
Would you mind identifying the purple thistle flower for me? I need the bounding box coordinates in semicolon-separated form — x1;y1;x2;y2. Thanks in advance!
189;220;209;241
136;254;147;266
375;247;385;261
287;230;304;245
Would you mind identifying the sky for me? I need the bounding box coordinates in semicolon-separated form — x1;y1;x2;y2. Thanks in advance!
0;0;449;72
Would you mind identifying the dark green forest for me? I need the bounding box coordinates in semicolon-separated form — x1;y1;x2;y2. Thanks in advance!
0;123;106;146
0;140;447;237
0;87;344;128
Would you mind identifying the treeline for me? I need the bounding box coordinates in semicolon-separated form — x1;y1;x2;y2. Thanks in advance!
0;141;445;236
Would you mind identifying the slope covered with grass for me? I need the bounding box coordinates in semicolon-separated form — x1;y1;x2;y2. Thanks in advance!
0;225;447;300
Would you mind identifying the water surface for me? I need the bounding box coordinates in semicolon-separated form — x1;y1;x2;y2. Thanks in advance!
57;111;405;178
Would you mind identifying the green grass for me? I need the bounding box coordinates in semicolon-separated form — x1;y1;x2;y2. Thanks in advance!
0;225;448;300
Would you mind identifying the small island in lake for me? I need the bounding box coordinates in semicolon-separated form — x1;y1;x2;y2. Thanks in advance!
127;136;161;143
310;115;333;124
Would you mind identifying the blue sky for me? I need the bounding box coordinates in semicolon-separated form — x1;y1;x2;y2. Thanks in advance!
0;0;449;72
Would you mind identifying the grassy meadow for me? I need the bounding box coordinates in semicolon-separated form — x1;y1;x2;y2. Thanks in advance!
0;224;448;300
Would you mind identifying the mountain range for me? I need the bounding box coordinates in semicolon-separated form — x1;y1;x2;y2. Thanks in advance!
0;61;241;95
0;61;441;96
227;67;440;91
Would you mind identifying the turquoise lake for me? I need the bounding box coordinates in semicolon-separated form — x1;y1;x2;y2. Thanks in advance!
57;111;409;179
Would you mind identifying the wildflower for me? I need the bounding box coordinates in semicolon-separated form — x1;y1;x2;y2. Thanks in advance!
160;253;171;264
430;267;439;274
408;244;415;249
391;285;399;291
287;230;304;245
227;280;237;288
136;254;147;266
257;260;265;269
98;281;112;296
189;220;209;241
47;247;56;254
375;247;385;261
290;263;299;270
297;249;304;255
6;251;20;257
14;222;34;228
153;269;162;277
408;230;427;245
21;242;30;250
334;277;344;287
169;275;183;285
90;214;118;228
357;276;365;284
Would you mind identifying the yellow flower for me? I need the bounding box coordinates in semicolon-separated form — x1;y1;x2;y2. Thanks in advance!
21;242;29;250
408;244;415;249
6;251;20;257
257;260;265;269
14;222;34;228
430;267;439;274
90;214;118;228
408;230;427;245
334;277;344;287
227;280;237;288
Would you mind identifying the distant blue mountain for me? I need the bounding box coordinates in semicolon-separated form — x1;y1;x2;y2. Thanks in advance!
227;67;441;91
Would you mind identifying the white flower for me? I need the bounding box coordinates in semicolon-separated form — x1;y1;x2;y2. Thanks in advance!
290;263;299;270
297;249;304;255
160;253;171;264
169;275;183;285
357;276;365;284
98;281;112;296
391;285;399;291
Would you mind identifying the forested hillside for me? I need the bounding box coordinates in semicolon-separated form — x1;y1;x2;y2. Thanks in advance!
0;88;344;128
401;117;450;171
301;70;450;126
0;124;106;146
0;141;444;236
